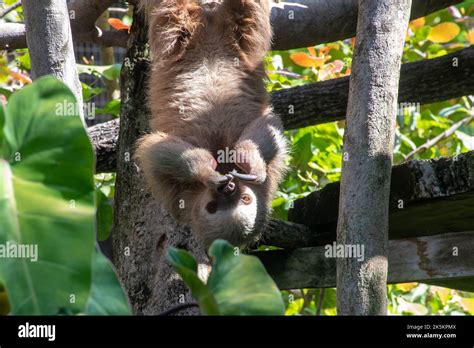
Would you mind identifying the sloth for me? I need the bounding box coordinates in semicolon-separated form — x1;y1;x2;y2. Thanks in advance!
135;0;288;248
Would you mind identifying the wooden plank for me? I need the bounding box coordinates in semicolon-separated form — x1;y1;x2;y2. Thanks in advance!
253;231;474;292
278;151;474;248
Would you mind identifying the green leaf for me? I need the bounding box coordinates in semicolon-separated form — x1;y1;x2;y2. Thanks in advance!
81;82;103;103
85;248;131;315
292;132;313;171
77;64;122;81
96;190;113;241
0;88;12;100
0;76;95;314
166;247;219;315
0;103;4;145
95;99;121;118
102;64;122;81
207;240;285;315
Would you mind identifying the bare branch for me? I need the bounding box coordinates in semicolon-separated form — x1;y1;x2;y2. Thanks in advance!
271;0;461;50
0;23;26;50
404;110;474;162
0;0;21;19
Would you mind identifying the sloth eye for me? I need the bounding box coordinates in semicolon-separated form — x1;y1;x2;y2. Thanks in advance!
205;201;218;214
240;193;252;205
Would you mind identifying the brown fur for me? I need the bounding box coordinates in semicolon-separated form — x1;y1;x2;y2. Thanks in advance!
135;0;287;248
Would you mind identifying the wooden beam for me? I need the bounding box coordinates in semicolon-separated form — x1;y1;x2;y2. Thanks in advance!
285;151;474;247
253;231;474;292
275;46;474;130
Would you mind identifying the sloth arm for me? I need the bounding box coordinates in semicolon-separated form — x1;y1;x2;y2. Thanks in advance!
135;132;228;189
234;114;287;184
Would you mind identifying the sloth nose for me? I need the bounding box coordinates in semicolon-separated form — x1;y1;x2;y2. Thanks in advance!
217;180;237;196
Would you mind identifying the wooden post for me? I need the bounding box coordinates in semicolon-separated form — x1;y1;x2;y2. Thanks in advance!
336;0;412;315
22;0;84;122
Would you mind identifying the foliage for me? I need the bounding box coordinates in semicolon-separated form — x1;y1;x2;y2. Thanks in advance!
0;1;472;316
167;240;285;315
266;3;474;316
0;77;130;315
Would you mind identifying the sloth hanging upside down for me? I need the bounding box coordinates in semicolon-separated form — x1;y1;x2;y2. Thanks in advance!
135;0;288;248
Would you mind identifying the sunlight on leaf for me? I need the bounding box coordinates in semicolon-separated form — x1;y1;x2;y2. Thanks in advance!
460;298;474;314
396;282;418;292
409;17;425;31
467;30;474;45
108;18;131;32
427;22;460;43
290;52;325;69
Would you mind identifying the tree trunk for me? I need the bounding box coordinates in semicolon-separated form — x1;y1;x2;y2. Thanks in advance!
22;0;84;122
111;8;207;315
336;0;412;315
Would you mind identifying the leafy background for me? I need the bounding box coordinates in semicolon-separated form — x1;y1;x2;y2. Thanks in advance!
0;1;473;315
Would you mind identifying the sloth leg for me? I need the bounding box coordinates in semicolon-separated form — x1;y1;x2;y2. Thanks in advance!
135;132;228;189
148;0;202;59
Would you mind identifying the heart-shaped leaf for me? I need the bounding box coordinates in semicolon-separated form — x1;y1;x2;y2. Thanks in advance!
168;240;284;315
0;76;95;314
207;240;285;315
167;247;219;315
85;248;131;315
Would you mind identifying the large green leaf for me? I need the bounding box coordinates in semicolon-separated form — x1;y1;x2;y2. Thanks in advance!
167;247;220;315
168;240;285;315
207;240;285;315
0;76;95;314
85;248;131;315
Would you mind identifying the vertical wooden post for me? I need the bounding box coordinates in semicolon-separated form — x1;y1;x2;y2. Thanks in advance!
336;0;412;315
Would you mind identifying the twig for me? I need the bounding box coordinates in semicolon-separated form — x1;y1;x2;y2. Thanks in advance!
0;0;21;19
403;109;474;162
158;302;200;316
316;288;326;315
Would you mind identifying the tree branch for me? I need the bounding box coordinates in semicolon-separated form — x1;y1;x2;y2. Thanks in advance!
0;23;26;50
0;0;21;19
404;110;474;162
275;46;474;130
89;46;474;173
271;0;462;50
0;0;462;50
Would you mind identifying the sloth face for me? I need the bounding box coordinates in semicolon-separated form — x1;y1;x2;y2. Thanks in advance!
191;182;261;248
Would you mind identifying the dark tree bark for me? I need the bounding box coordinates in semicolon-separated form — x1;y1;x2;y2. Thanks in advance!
111;9;206;315
336;0;412;315
271;0;461;50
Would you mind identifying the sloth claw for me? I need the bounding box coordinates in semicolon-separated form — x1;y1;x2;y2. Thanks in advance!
230;169;258;182
217;174;233;184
